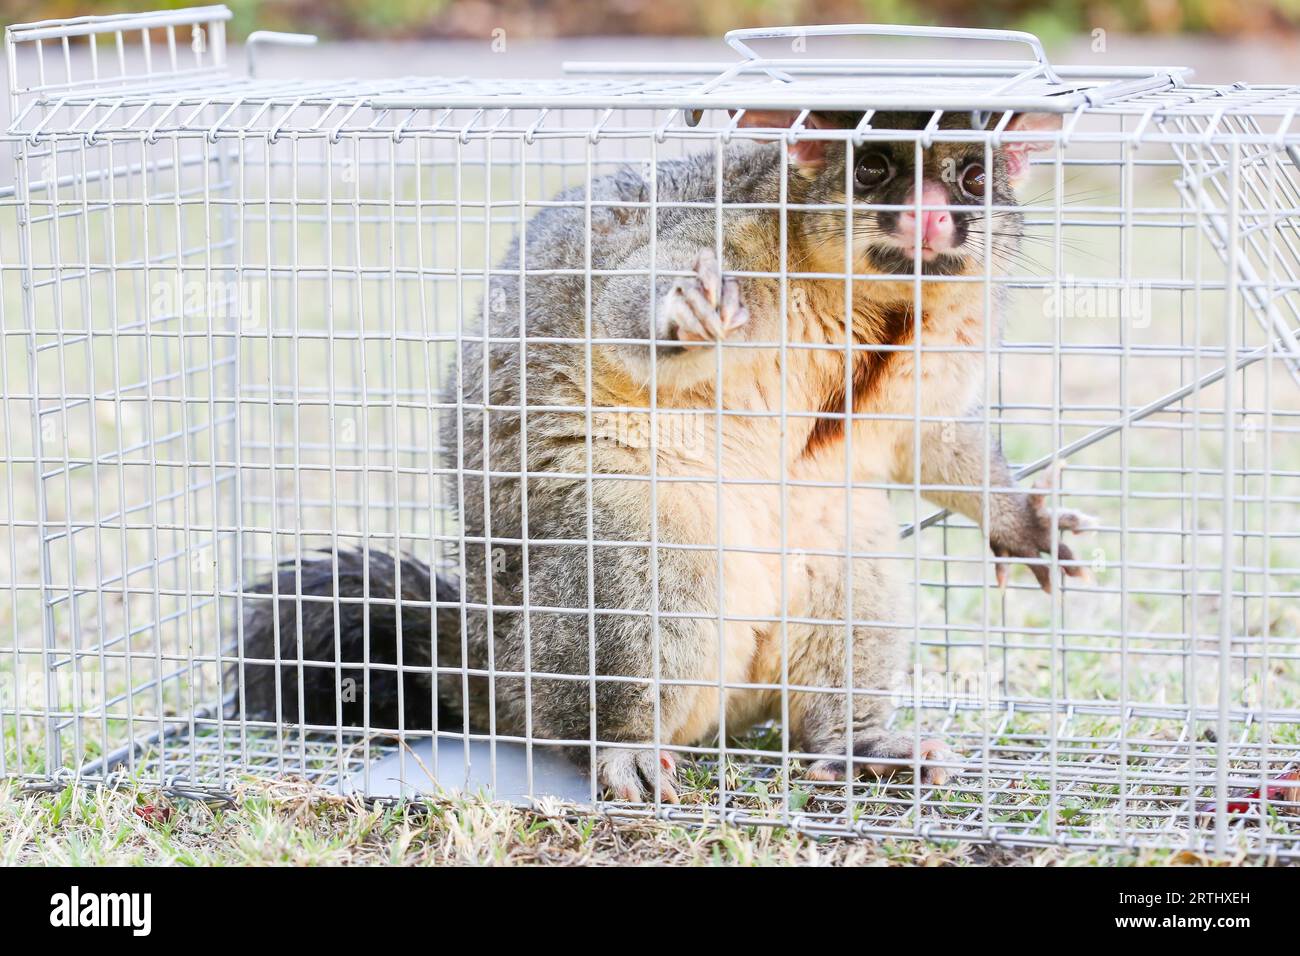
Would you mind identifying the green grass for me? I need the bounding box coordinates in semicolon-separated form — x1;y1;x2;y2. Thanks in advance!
2;776;1281;866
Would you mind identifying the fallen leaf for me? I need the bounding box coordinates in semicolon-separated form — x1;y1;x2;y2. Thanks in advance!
133;803;173;826
1196;770;1300;816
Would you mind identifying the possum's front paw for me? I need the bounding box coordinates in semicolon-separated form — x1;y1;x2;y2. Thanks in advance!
597;746;679;803
805;734;963;787
657;247;749;346
990;460;1098;593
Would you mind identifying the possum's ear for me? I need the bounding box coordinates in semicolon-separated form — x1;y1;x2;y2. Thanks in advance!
1000;112;1063;185
731;109;841;170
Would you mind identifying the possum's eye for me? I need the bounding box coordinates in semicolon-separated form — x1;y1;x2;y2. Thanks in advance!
959;163;987;199
854;152;893;191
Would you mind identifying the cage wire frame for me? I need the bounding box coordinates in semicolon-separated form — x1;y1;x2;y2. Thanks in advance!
1;6;1298;857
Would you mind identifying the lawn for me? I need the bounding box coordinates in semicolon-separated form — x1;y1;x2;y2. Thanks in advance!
1;776;1274;866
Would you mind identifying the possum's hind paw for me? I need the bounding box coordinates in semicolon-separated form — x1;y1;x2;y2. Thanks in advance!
805;734;963;788
597;746;679;803
658;247;749;346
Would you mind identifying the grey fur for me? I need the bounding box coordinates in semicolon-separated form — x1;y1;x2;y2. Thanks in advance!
237;111;1082;799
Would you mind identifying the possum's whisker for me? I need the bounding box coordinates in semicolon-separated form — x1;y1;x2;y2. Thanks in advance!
1016;184;1113;207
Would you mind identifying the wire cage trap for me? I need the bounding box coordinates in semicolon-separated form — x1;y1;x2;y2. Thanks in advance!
2;6;1299;858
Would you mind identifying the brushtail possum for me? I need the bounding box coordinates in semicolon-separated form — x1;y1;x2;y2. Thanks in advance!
237;109;1094;801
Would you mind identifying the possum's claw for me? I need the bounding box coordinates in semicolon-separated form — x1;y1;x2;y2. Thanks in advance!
659;247;750;345
597;746;680;804
806;734;963;788
990;459;1098;593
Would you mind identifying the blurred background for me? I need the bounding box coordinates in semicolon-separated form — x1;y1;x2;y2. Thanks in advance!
5;0;1300;42
3;1;1297;99
5;0;1294;101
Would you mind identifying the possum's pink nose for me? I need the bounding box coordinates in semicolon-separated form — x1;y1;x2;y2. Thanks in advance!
896;183;954;253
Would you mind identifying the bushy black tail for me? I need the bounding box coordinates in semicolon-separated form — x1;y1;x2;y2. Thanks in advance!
234;549;461;731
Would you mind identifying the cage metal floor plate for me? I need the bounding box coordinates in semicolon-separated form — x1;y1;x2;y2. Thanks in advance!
339;736;594;803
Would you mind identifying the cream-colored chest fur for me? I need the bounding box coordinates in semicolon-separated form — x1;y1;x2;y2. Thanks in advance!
640;278;989;487
798;279;988;484
584;275;992;742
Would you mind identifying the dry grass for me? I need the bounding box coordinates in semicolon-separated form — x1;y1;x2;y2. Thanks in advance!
1;776;1274;866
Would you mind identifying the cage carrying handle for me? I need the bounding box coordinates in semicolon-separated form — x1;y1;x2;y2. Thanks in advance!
722;23;1062;85
683;23;1065;126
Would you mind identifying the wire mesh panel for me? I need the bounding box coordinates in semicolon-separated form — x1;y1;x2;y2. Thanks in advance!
2;8;1298;859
